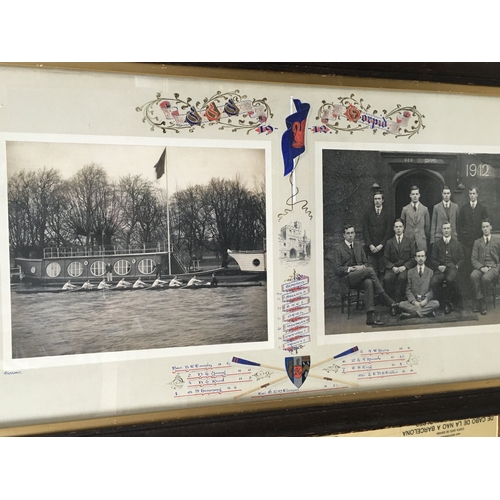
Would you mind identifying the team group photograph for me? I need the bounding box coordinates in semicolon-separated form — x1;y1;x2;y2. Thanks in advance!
323;149;500;334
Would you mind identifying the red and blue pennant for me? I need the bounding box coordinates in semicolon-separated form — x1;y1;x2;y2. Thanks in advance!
281;99;310;176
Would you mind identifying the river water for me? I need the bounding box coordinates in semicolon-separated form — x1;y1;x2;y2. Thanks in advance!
10;284;268;359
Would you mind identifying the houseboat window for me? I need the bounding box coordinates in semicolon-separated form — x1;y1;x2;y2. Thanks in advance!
46;262;61;277
67;262;83;277
90;261;106;276
138;258;155;274
114;259;131;276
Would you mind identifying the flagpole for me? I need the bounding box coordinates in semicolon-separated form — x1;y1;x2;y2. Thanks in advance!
165;148;172;275
290;96;297;206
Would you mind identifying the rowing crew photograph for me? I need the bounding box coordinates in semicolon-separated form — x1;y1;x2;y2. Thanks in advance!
7;141;269;358
323;148;500;335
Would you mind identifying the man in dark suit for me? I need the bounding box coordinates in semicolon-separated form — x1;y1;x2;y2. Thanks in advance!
457;186;488;278
332;224;397;326
399;249;440;319
363;190;392;278
401;185;430;252
430;185;459;246
470;219;500;315
429;222;464;314
382;218;417;303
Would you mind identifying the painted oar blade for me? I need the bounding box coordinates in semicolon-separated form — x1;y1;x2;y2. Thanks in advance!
232;357;260;367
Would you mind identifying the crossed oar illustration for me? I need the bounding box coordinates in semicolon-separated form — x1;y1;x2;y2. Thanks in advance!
232;352;359;399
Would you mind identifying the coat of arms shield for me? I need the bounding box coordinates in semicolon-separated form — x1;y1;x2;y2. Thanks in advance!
285;355;310;388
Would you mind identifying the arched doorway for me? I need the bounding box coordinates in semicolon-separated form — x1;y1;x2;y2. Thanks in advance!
289;248;297;259
393;168;445;221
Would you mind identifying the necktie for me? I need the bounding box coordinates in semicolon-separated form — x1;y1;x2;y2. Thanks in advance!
419;267;423;277
376;208;380;216
413;203;417;212
445;202;450;220
350;243;357;265
486;237;489;246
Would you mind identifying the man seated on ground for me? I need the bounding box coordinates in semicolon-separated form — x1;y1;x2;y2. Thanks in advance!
169;276;183;287
470;219;500;316
332;224;398;326
98;278;112;289
81;280;95;290
151;277;169;288
62;280;77;290
133;277;147;288
399;249;440;319
187;275;203;287
429;221;464;314
116;277;133;288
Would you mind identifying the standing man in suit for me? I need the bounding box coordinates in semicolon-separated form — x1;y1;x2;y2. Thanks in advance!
382;218;417;304
470;219;500;315
430;185;459;246
332;224;397;326
399;249;440;319
458;186;489;279
429;221;464;314
363;190;392;278
401;185;430;252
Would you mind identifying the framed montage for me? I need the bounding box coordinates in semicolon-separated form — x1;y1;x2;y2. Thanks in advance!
2;63;500;436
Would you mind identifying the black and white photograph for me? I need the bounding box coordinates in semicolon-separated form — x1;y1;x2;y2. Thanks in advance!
7;141;268;358
323;148;500;335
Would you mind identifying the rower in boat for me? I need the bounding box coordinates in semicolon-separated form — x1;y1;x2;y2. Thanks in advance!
187;275;203;287
210;273;218;286
169;276;182;287
62;280;77;290
133;277;147;289
98;278;112;290
116;278;133;289
81;280;95;290
151;277;169;288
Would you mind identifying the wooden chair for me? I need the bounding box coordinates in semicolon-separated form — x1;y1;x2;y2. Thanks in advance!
341;288;364;319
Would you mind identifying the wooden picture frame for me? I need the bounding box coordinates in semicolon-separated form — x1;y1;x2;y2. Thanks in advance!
2;62;500;436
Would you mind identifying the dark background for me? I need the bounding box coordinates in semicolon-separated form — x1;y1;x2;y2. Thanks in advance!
47;63;500;436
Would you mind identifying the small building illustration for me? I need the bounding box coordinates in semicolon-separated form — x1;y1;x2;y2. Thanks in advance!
278;222;311;260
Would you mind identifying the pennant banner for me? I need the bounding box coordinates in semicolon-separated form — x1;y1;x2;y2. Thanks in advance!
281;99;310;176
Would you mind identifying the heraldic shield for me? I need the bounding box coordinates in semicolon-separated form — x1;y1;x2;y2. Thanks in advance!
285;355;310;388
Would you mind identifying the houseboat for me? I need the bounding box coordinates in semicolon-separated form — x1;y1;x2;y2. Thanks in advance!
15;243;188;286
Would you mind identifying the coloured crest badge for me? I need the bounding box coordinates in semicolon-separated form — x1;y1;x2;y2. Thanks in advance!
285;355;311;388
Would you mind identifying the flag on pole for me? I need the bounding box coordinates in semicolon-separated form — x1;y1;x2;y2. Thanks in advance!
281;99;310;176
154;148;166;179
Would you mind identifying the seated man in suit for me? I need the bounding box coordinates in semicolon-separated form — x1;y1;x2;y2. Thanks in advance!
429;221;464;314
470;219;500;315
382;218;416;304
332;224;397;326
399;249;440;319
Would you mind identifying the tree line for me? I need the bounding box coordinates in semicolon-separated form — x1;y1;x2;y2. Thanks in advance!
8;164;266;266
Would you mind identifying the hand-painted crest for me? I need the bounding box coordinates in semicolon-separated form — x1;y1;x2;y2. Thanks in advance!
314;94;425;138
136;91;274;134
285;355;310;388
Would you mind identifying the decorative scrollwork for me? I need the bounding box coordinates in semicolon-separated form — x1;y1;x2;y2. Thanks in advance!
136;90;274;135
314;94;425;138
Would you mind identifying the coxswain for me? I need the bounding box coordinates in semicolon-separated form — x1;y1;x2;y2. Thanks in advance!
169;276;183;287
62;280;77;290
